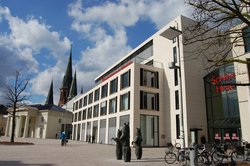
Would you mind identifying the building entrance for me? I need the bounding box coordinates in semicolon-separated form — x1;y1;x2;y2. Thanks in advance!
204;64;241;143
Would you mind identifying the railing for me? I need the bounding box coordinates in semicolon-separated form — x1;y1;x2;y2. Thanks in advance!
132;56;163;68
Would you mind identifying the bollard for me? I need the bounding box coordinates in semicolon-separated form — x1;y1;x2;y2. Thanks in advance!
189;143;196;166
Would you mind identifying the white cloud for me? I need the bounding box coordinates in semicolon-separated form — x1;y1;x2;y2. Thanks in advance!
0;6;72;104
68;0;191;92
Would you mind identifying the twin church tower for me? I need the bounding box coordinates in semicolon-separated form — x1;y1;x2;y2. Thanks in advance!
45;45;78;107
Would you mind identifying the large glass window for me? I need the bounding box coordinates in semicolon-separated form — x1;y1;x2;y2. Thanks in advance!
74;113;77;122
243;26;250;53
204;64;240;142
119;115;130;128
140;91;159;111
75;101;79;110
120;92;130;111
121;70;130;89
108;117;117;144
83;96;87;106
100;101;107;116
140;115;159;147
88;92;93;104
140;68;159;88
93;104;99;117
174;68;178;86
109;97;117;114
99;119;106;144
176;115;180;139
78;111;82;121
94;88;100;102
110;77;118;94
175;90;179;110
173;46;177;63
101;83;108;98
87;107;92;119
79;99;83;109
82;109;86;120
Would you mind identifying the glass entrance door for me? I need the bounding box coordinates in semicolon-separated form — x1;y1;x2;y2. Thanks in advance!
140;115;159;147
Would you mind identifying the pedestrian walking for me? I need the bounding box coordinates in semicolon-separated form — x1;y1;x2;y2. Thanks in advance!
60;131;66;146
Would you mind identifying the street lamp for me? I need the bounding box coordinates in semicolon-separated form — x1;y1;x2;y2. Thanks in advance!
160;26;185;149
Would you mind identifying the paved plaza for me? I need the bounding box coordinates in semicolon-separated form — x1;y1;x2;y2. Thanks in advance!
0;137;175;166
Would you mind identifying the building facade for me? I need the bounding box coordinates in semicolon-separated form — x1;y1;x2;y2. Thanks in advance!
5;104;73;139
0;105;8;136
71;15;250;147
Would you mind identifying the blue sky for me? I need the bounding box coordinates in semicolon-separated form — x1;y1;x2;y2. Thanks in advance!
0;0;191;105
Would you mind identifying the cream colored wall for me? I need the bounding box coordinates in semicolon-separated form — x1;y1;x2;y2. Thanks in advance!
36;111;48;139
232;29;250;142
72;63;134;144
46;110;72;139
153;15;208;146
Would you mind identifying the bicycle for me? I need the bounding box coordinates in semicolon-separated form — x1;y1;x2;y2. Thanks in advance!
231;141;250;164
164;143;190;165
194;143;212;165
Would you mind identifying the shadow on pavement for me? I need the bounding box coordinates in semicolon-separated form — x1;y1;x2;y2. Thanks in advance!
0;161;54;166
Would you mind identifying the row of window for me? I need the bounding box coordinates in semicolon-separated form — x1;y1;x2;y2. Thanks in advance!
74;68;160;111
73;70;131;111
73;92;130;122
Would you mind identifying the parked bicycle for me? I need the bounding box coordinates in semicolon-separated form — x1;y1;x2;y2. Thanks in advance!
231;141;250;164
164;143;190;166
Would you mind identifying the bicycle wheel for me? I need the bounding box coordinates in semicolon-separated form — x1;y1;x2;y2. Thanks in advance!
164;152;177;164
195;152;210;165
212;151;223;165
231;151;244;165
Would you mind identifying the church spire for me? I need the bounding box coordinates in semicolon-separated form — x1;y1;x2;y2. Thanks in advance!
61;44;73;89
58;44;73;107
45;80;54;105
68;70;77;100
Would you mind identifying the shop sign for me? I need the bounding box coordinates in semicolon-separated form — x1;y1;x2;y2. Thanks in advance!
232;133;239;140
224;133;230;140
214;133;221;140
211;73;236;93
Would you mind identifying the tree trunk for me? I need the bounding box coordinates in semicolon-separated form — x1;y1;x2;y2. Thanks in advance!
10;103;16;143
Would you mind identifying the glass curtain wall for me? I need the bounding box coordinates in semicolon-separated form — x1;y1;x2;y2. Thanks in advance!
204;64;241;143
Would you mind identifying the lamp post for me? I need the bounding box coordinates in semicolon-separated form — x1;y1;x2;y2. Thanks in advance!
161;26;185;149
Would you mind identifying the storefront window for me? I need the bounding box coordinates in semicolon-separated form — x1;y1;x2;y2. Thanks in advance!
204;64;241;143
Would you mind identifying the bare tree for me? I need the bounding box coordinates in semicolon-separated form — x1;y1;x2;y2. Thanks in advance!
185;0;250;70
3;70;29;142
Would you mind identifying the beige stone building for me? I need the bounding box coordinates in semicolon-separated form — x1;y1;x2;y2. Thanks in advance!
5;104;72;139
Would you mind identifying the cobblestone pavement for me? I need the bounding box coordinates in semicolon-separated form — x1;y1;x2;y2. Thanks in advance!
0;137;179;166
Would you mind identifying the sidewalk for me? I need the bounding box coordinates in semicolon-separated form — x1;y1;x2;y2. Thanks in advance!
0;137;175;166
